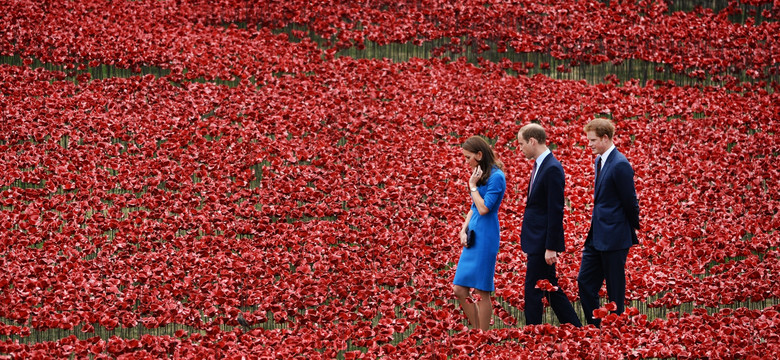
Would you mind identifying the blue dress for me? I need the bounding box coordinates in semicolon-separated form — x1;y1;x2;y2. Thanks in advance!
453;167;506;292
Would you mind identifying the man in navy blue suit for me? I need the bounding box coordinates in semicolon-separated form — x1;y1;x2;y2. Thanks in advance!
578;118;640;327
517;124;581;326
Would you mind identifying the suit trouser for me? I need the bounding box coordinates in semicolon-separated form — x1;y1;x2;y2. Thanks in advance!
524;254;582;326
577;245;630;327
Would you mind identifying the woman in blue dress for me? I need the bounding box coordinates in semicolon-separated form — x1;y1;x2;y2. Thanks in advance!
453;136;506;331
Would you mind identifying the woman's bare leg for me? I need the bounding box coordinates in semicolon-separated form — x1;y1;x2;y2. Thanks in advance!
453;285;479;328
474;290;493;331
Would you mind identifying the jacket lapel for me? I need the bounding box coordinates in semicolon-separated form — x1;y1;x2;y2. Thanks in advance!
595;149;618;199
529;155;552;197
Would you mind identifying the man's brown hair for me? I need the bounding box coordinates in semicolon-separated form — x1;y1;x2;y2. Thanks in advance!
583;118;615;139
518;123;547;144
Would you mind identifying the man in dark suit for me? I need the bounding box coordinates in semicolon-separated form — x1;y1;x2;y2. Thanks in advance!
578;118;640;327
517;124;581;326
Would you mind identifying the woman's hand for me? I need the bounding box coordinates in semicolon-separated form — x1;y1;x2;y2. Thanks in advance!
469;166;483;188
459;229;468;246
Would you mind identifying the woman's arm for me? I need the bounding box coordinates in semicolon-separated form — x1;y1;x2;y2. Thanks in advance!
460;209;473;246
469;166;490;215
471;188;489;215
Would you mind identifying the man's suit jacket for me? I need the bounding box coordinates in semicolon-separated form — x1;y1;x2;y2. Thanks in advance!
521;153;566;255
588;149;640;251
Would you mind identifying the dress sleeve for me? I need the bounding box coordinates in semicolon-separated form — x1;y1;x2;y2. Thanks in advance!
481;170;506;212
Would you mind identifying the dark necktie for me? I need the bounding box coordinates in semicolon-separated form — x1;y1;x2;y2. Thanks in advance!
528;161;538;193
595;155;602;184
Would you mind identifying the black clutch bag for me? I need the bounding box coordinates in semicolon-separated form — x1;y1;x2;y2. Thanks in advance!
466;229;476;248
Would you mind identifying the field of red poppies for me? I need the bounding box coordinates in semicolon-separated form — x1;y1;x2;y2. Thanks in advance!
1;0;779;358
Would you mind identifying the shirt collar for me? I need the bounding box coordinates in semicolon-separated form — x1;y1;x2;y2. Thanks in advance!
600;144;616;168
535;148;551;167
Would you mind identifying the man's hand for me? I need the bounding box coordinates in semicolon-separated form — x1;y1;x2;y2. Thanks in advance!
545;249;558;265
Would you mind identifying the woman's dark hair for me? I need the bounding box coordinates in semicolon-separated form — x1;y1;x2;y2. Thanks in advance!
462;136;504;186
